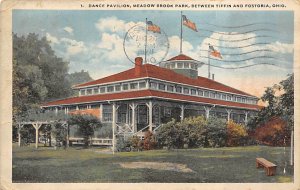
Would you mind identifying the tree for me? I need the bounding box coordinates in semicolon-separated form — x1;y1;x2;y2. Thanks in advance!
143;130;156;150
67;114;102;148
13;33;72;117
67;70;93;87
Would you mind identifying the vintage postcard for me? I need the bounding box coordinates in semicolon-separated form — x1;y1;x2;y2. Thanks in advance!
0;0;299;189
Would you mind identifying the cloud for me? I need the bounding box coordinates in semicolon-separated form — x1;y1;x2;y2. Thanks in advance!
61;38;87;56
46;33;60;44
64;26;74;35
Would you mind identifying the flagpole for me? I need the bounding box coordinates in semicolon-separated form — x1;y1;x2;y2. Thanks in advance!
208;46;211;79
180;11;183;54
145;18;148;64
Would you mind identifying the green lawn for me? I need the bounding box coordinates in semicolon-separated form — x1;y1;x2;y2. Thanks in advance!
12;144;293;183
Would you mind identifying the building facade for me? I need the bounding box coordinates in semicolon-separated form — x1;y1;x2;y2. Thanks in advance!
42;54;261;141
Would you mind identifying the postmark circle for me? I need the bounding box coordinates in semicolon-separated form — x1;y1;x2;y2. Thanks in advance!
123;24;169;65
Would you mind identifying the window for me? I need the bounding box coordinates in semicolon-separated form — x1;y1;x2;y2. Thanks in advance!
139;82;146;89
191;89;196;95
79;105;87;110
171;63;175;69
184;88;189;94
80;89;86;96
216;93;221;99
93;87;99;94
166;64;171;69
221;94;226;100
159;83;165;90
115;85;121;91
210;92;216;98
87;89;93;95
237;97;241;102
130;83;138;89
167;85;174;92
204;91;209;97
232;96;236;102
122;84;128;90
242;98;246;103
107;86;114;92
184;62;189;68
198;90;203;96
177;62;183;68
176;86;182;93
100;87;106;93
103;105;112;122
91;104;100;109
150;82;157;89
227;95;232;101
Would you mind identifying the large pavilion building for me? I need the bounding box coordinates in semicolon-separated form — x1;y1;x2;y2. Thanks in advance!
42;54;261;142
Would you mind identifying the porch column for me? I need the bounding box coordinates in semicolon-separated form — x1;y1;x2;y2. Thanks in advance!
112;103;116;154
244;111;249;124
226;109;232;122
33;122;43;149
76;105;79;110
180;105;185;121
99;104;103;122
65;123;69;148
18;124;24;147
146;101;153;131
55;107;58;115
130;103;137;132
204;105;215;119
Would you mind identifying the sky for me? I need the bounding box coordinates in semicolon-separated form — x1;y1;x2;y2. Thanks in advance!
13;10;294;100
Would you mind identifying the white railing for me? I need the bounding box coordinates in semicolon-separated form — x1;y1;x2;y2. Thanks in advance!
69;137;113;146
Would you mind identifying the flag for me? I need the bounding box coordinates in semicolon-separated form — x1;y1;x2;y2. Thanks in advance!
209;44;222;59
147;21;161;33
182;15;198;32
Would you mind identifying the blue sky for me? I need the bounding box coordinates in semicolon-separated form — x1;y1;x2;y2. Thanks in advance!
13;10;294;99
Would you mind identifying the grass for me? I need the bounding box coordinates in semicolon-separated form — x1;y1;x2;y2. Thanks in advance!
12;144;294;183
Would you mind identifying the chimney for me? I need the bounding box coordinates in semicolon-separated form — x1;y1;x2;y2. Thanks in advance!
212;74;215;80
135;57;143;76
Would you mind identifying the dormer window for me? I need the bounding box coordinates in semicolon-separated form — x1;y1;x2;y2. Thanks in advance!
176;86;182;93
167;85;174;92
184;62;189;68
159;83;165;90
130;83;138;89
107;86;114;92
93;87;99;94
100;86;106;93
115;85;121;91
87;89;93;95
184;88;189;94
177;62;183;68
80;89;86;96
139;81;146;89
191;89;196;95
122;84;128;90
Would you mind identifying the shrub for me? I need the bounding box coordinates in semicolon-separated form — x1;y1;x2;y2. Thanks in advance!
204;117;227;147
253;116;289;146
226;120;248;146
143;130;156;150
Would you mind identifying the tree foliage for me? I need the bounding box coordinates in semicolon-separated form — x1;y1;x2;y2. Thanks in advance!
247;74;294;146
226;120;248;146
67;114;102;148
13;33;93;119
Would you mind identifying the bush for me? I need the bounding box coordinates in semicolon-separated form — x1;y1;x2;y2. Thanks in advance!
204;117;227;147
143;131;156;150
253;116;289;146
226;120;248;146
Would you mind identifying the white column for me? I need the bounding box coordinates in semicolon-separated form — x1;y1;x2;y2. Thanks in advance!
147;101;153;131
226;109;232;122
180;105;185;121
55;107;58;115
76;105;79;110
204;106;210;119
146;79;150;89
99;104;103;121
244;111;249;124
112;103;116;154
66;123;69;148
18;124;23;147
33;123;42;149
130;103;137;132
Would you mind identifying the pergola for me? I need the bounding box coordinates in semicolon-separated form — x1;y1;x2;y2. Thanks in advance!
15;120;68;149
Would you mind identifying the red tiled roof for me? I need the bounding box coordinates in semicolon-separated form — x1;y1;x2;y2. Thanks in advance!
43;90;260;110
74;63;255;97
167;54;194;61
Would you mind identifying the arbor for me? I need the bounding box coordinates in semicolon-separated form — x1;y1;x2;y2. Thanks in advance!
67;114;102;148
